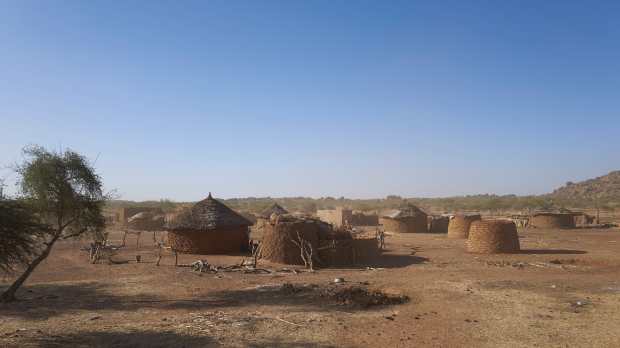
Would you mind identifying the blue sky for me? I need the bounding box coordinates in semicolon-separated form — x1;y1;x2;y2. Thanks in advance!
1;1;618;201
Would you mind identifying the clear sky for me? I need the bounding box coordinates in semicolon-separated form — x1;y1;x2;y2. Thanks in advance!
1;1;618;201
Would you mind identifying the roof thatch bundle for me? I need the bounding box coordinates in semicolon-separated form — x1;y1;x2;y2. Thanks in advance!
260;203;289;219
126;212;166;231
467;219;520;254
166;193;251;231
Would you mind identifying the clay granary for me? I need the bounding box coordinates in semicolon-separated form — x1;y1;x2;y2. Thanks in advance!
466;219;520;254
447;213;481;239
165;193;252;254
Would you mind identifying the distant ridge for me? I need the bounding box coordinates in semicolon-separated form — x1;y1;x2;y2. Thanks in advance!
550;171;620;205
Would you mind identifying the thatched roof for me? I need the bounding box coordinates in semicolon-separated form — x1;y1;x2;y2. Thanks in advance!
127;212;165;231
382;204;426;219
260;203;289;218
165;193;251;231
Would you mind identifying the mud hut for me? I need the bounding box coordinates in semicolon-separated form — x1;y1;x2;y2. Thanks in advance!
260;215;326;265
261;215;380;266
318;237;380;266
529;213;575;229
571;212;594;226
466;219;520;254
428;215;450;233
350;211;379;226
165;193;252;254
380;205;428;233
447;214;481;239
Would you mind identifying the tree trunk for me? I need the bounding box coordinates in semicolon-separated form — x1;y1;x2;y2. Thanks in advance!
1;235;58;302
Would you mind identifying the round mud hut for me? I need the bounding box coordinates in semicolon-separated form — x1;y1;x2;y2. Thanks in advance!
466;219;520;254
447;214;481;239
261;214;381;266
165;193;252;254
260;214;326;265
529;213;576;229
428;216;450;233
380;205;428;233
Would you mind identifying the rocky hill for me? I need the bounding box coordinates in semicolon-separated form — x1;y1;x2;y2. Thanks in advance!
550;171;620;206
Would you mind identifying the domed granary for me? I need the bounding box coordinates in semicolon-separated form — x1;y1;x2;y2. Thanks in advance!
165;193;252;254
466;219;520;254
447;214;481;239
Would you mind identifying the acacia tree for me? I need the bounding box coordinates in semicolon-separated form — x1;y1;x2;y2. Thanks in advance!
0;198;50;274
1;146;106;302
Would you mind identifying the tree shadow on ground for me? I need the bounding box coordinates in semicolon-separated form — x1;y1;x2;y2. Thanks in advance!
0;277;405;320
0;282;234;320
25;330;214;348
322;254;429;270
24;330;337;348
517;249;587;255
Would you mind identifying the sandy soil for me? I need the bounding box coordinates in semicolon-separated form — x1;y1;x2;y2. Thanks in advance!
2;226;620;347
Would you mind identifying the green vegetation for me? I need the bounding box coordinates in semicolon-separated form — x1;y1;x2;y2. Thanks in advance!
0;198;51;274
105;194;577;215
1;146;107;302
104;171;620;215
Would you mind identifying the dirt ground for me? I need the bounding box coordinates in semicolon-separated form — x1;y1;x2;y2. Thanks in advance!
2;225;620;348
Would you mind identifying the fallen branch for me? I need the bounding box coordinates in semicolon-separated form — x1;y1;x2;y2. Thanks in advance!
274;317;303;327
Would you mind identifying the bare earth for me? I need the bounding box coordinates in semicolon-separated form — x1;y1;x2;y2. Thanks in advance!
2;226;620;348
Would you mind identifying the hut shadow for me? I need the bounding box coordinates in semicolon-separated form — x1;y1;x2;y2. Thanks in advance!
25;330;214;348
518;249;587;255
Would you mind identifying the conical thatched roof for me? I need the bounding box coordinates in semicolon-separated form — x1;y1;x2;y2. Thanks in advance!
166;193;251;231
260;203;289;218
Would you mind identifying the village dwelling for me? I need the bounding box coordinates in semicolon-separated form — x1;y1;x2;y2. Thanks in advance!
316;207;353;228
380;204;428;233
165;193;252;254
428;215;450;233
529;212;576;229
260;214;380;267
